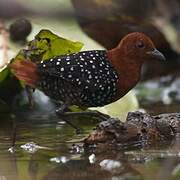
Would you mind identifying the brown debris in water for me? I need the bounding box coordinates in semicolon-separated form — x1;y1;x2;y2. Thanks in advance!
84;111;179;147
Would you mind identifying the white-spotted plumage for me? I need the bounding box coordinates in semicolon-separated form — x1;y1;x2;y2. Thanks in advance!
38;50;119;107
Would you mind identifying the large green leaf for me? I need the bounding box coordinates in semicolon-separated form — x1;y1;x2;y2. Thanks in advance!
0;68;9;83
23;29;84;62
9;29;84;82
11;29;83;65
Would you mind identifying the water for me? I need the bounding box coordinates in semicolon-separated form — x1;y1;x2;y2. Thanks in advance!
0;111;97;180
0;105;180;180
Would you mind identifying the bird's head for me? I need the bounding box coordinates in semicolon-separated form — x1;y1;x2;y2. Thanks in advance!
116;32;165;63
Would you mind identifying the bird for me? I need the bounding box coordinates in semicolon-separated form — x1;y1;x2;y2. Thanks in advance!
10;32;165;128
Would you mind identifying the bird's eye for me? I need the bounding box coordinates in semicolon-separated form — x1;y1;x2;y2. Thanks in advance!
136;42;145;49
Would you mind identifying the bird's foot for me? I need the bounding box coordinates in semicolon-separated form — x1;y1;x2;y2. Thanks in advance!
56;104;110;133
56;107;82;134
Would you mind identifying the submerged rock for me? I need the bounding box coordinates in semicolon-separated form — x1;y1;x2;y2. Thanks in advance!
84;111;179;148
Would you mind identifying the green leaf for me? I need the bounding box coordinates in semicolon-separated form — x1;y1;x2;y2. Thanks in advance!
26;29;84;62
11;29;84;83
11;29;84;65
0;68;9;83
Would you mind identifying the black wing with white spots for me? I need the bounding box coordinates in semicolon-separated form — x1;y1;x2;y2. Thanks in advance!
37;50;119;107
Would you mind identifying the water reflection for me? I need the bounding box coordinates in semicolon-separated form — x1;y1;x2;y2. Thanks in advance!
0;110;180;180
0;111;96;180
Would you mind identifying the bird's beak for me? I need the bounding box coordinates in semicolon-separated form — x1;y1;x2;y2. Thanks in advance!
147;49;166;61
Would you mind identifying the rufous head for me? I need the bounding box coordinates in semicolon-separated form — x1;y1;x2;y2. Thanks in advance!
116;32;165;63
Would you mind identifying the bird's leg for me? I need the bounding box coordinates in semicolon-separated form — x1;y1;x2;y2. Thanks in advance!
63;111;110;121
12;119;17;148
62;116;82;134
9;117;17;153
55;102;109;133
25;86;35;108
55;104;82;134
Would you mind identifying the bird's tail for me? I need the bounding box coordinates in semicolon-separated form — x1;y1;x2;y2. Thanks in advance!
10;60;39;88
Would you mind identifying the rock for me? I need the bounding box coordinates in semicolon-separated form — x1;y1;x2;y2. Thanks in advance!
84;111;179;148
